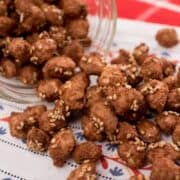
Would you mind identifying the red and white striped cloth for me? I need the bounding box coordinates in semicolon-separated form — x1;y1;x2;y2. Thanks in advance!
118;0;180;26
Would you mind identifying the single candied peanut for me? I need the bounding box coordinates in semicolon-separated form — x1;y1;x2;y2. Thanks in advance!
137;119;160;143
139;79;169;112
6;38;31;64
79;53;107;75
0;58;17;78
72;142;102;164
37;79;62;101
156;28;179;48
67;19;89;39
172;124;180;147
161;58;175;77
24;105;47;126
42;56;76;80
156;111;179;134
19;65;39;85
9;112;30;139
147;142;180;163
163;75;178;90
0;16;16;36
48;128;76;166
27;127;49;152
41;4;64;26
39;109;67;135
166;88;180;112
62;40;84;63
133;43;149;65
141;57;164;80
30;38;57;65
67;162;96;180
60;72;89;111
81;115;104;141
150;158;180;180
117;140;146;168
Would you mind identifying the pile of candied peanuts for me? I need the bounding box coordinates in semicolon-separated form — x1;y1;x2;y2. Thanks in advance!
0;0;180;180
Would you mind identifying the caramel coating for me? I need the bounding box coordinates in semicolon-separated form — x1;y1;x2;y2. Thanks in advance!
89;101;118;138
163;75;179;90
156;28;179;48
98;64;127;87
166;88;180;112
81;115;104;142
147;142;180;163
150;158;180;180
133;43;149;65
42;56;76;79
24;105;47;126
31;38;57;64
117;140;146;168
61;72;89;111
27;127;49;152
67;162;96;180
48;128;76;166
0;1;7;16
60;0;87;17
156;111;179;134
140;79;169;112
15;0;46;33
161;58;175;77
0;16;16;36
41;4;64;26
9;112;29;139
0;58;17;78
67;19;89;39
141;57;164;80
172;124;180;147
116;122;138;143
6;38;31;64
106;87;146;121
130;174;145;180
79;53;106;75
72;142;102;164
19;65;39;85
62;40;84;63
39;109;67;135
137;119;160;143
37;79;62;101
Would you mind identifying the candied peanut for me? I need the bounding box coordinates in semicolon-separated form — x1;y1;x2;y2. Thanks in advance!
141;57;164;80
37;79;62;101
172;124;180;147
27;127;49;152
48;128;76;166
0;16;16;36
156;28;179;48
41;4;64;26
9;112;30;139
0;58;17;78
19;65;39;85
166;88;180;112
137;119;160;143
39;109;67;135
155;111;179;134
163;75;178;90
67;162;96;180
67;19;89;39
72;142;102;164
117;140;146;168
150;158;180;180
161;58;175;77
60;72;89;111
130;174;145;180
62;40;84;63
133;43;149;65
30;38;57;65
79;53;107;75
147;142;180;163
81;115;104;141
139;79;169;112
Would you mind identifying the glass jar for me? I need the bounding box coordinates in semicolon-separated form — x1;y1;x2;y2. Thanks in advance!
0;0;117;105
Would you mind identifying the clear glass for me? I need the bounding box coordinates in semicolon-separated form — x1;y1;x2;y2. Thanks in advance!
0;0;117;105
